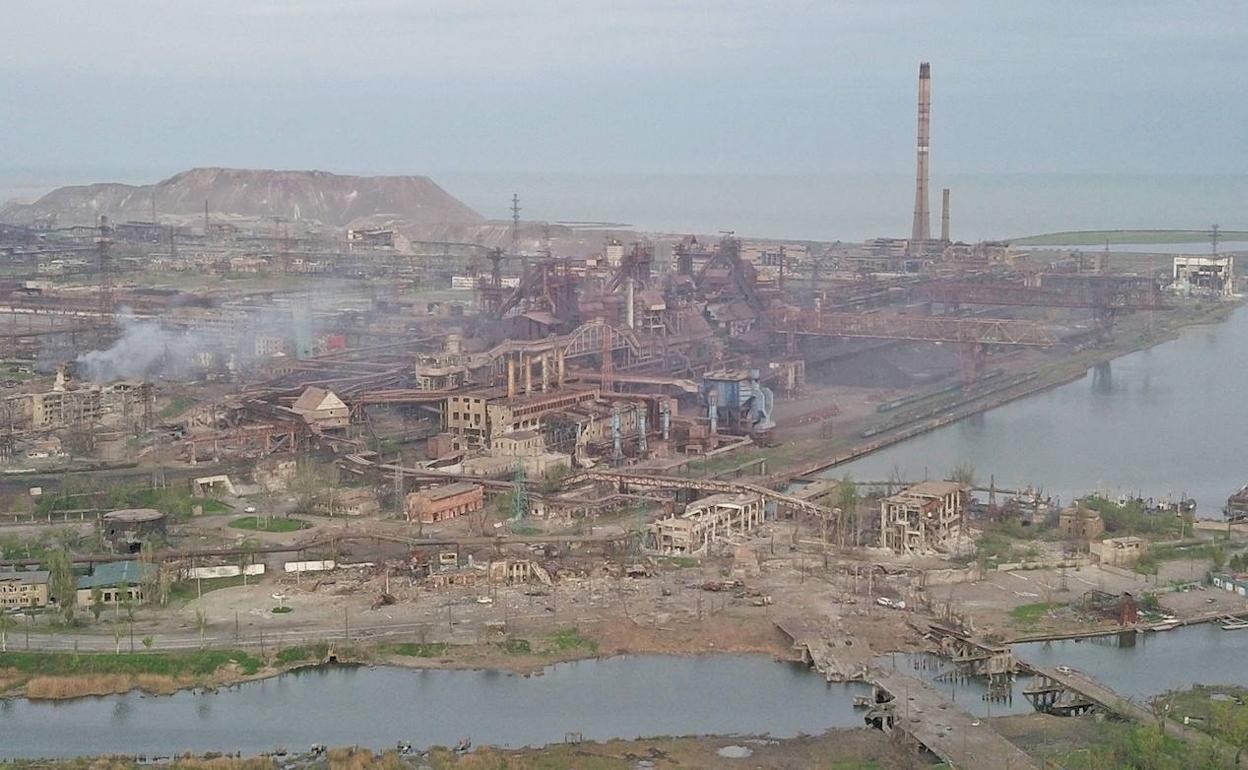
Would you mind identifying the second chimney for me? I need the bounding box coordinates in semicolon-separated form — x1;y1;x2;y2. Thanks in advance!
941;187;950;242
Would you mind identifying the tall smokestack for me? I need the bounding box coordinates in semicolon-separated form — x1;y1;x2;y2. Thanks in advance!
910;62;932;250
941;187;950;242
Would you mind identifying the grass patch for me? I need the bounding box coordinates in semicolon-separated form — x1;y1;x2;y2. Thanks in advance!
974;528;1043;566
549;627;599;654
274;643;328;666
0;649;263;678
496;638;532;655
661;556;700;569
1009;601;1063;627
385;642;450;658
228;516;306;532
166;575;249;603
158;395;198;419
34;485;231;519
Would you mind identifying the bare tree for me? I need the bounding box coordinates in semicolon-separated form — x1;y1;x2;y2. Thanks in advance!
837;475;860;548
0;612;14;652
195;608;208;648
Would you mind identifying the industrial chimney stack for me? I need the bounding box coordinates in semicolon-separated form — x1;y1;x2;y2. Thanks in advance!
941;187;950;242
910;62;932;250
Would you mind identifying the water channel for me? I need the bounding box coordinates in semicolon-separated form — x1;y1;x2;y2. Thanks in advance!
0;655;871;760
1014;624;1248;702
826;303;1248;515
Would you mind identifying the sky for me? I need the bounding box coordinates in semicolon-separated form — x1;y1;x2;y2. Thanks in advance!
1;1;1245;177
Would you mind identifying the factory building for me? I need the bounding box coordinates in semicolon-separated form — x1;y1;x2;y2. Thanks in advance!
879;481;967;555
291;387;350;431
1173;256;1234;297
405;482;484;524
649;493;765;556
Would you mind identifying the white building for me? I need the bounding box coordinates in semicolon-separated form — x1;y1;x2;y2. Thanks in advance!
1173;256;1234;297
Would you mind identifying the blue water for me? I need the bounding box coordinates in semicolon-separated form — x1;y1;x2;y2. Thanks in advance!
0;655;870;759
825;304;1248;516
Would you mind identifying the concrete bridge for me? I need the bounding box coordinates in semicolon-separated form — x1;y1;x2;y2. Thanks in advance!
927;622;1017;677
868;669;1039;770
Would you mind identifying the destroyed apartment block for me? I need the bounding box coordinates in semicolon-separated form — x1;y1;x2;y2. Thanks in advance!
649;492;764;556
879;481;967;555
8;381;154;432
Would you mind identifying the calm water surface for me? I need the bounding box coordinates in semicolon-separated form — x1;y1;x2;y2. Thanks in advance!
826;304;1248;515
0;655;869;759
1015;624;1248;701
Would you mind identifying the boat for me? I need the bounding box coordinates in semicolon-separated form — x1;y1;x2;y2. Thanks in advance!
1221;620;1248;630
1149;620;1180;632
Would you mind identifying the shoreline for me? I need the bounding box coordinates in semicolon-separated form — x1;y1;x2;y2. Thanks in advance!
0;617;800;702
774;298;1242;483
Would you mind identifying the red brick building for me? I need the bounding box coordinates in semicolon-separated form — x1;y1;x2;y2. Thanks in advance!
405;482;484;524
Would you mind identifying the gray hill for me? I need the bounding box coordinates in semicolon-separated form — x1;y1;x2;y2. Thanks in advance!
0;167;483;229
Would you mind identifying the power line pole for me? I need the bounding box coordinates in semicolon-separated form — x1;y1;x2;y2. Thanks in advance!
511;459;529;522
510;193;525;273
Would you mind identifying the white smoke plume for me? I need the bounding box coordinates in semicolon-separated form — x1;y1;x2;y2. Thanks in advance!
75;312;211;382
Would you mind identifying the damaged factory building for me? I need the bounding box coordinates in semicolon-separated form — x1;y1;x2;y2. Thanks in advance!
879;481;968;556
648;492;766;556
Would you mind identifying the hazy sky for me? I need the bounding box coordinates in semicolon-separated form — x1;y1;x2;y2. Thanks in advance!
2;1;1244;176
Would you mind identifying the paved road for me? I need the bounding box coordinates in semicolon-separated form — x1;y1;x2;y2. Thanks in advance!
872;669;1039;770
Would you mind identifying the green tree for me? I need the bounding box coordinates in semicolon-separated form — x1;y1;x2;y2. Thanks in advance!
1212;544;1229;573
45;548;76;622
1212;701;1248;766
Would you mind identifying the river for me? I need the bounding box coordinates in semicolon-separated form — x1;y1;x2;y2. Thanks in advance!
825;303;1248;516
0;655;870;760
1014;624;1248;702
